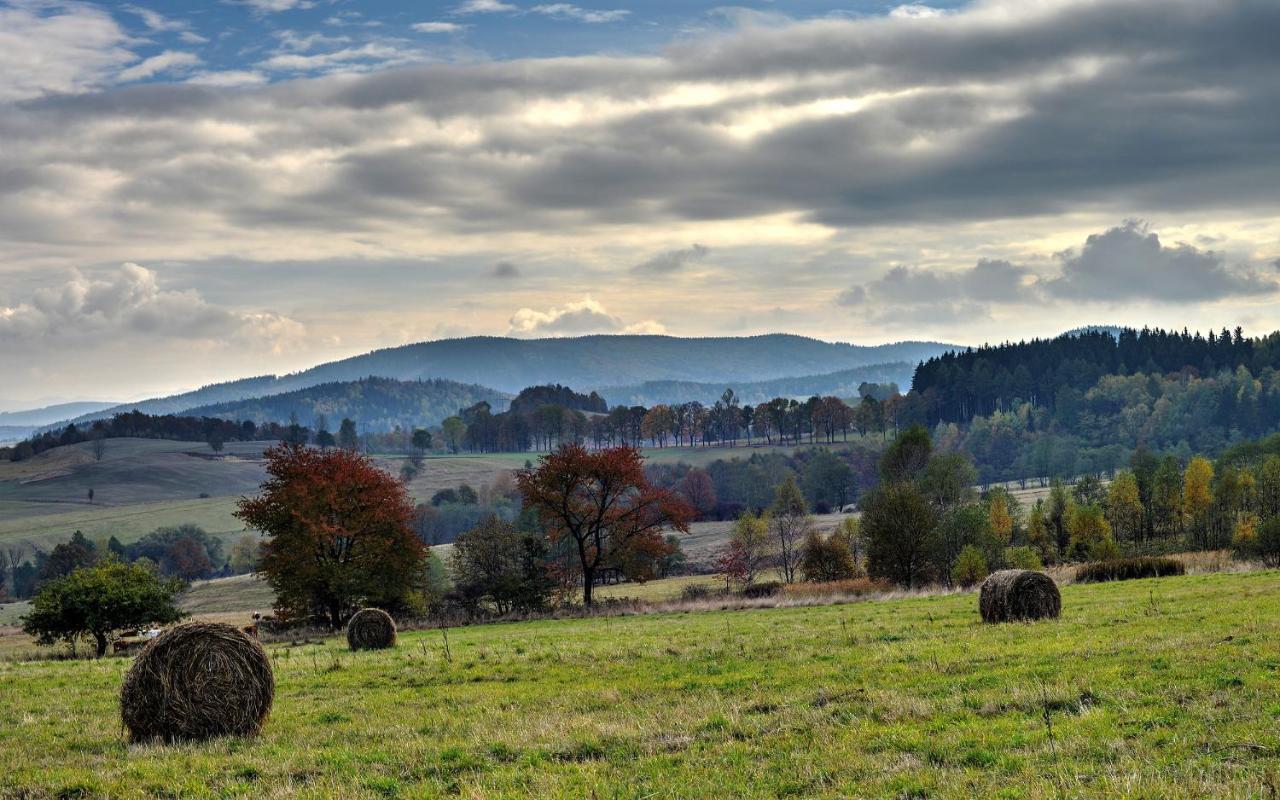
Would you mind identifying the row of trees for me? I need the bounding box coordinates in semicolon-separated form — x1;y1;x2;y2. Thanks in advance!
446;389;905;455
0;526;261;602
2;411;311;462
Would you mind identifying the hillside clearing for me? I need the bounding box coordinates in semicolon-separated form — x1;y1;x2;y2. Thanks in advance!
0;570;1277;798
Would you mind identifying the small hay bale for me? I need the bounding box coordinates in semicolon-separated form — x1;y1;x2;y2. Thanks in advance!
346;608;397;651
120;622;274;743
979;569;1061;623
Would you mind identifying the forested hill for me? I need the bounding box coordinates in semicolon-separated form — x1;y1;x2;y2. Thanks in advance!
911;327;1280;422
183;377;510;431
51;334;955;429
600;362;912;407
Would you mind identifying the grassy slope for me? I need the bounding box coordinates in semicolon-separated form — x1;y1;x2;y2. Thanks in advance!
0;440;839;550
1;571;1278;798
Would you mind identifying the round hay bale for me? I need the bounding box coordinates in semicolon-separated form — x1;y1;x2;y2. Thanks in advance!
346;608;397;651
120;622;274;743
979;569;1061;623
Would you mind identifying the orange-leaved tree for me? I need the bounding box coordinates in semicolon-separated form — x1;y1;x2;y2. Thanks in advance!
516;444;694;606
236;443;427;628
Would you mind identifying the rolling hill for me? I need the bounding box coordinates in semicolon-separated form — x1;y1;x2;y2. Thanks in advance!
183;376;511;431
50;334;956;430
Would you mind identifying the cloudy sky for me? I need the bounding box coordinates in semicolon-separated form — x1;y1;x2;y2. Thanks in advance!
1;0;1278;408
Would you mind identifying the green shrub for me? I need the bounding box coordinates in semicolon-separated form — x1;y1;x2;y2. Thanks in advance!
1004;546;1044;571
1234;516;1280;568
950;545;988;588
1074;556;1186;583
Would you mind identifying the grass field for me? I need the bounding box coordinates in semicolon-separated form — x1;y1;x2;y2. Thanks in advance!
1;570;1278;798
0;439;844;554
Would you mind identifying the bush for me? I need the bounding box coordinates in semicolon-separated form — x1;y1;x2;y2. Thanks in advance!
1074;556;1186;583
742;581;784;599
783;578;889;598
680;584;712;602
950;545;988;588
1004;546;1044;571
1234;516;1280;568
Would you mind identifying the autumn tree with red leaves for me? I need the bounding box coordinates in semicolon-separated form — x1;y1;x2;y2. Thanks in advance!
516;444;694;606
236;443;427;628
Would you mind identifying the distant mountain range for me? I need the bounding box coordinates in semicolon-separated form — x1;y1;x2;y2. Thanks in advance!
45;334;958;431
0;401;117;427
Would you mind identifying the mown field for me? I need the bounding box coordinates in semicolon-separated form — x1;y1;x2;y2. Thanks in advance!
1;570;1277;798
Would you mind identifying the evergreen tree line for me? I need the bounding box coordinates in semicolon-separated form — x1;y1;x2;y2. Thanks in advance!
910;327;1280;423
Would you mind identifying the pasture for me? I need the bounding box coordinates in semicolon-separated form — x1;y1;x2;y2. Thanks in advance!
1;570;1277;798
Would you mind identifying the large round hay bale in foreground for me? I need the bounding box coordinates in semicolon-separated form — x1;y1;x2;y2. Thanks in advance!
120;622;274;743
979;569;1061;623
346;608;397;651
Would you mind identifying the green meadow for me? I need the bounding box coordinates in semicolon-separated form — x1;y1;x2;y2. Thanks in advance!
2;570;1278;799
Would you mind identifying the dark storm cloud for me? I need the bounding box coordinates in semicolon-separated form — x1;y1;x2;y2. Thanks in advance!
631;244;710;274
492;260;521;278
2;0;1279;293
1045;221;1277;303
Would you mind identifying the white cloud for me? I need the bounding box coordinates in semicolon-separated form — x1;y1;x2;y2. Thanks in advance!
413;21;467;33
531;4;630;23
233;0;313;12
118;50;201;82
185;69;268;87
889;4;949;19
0;2;134;101
453;0;516;13
122;5;186;32
258;43;429;73
0;263;305;351
508;297;664;336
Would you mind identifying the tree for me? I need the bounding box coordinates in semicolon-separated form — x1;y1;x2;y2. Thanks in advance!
1106;471;1144;544
1072;474;1106;506
986;490;1014;544
862;482;938;587
22;560;185;657
769;475;812;583
40;531;97;581
450;517;554;615
517;444;693;606
658;534;687;578
229;535;260;574
235;444;428;628
718;510;772;588
1182;456;1214;547
799;531;857;582
676;469;718;519
91;436;106;461
412;428;433;454
127;524;223;578
1046;481;1073;556
951;544;988;587
1068;504;1118;561
163;537;214;581
337;418;359;451
879;424;932;482
802;450;854;512
207;433;225;454
919;452;977;509
442;417;466;453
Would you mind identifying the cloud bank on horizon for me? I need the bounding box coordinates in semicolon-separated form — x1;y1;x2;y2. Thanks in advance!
0;0;1278;406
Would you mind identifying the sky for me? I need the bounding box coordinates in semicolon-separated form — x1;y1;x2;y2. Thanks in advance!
1;0;1278;408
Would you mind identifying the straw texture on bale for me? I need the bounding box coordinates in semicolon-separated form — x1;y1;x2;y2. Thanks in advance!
979;569;1061;623
346;607;397;651
120;622;274;743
